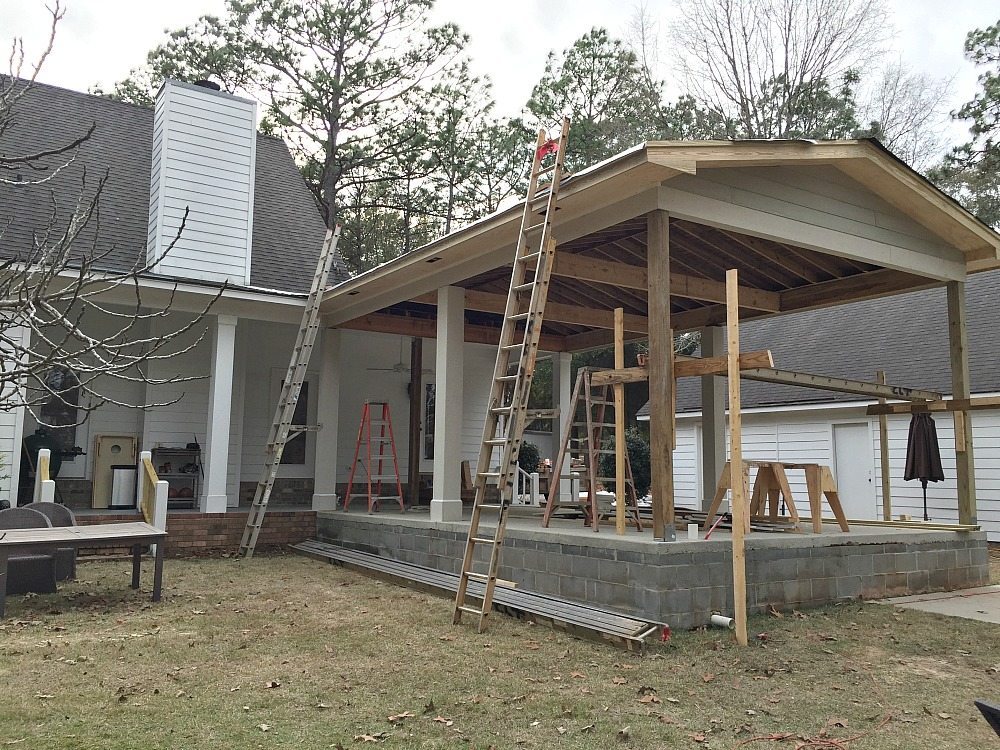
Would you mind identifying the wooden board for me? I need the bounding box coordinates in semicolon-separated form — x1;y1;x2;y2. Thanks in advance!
726;269;749;647
590;350;774;386
866;395;1000;415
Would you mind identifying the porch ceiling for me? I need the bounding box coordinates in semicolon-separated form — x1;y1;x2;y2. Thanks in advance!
324;139;1000;352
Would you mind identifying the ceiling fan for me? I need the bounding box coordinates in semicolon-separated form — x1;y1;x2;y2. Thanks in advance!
366;338;432;376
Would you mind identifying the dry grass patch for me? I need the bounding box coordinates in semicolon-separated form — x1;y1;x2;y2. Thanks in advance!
0;555;996;749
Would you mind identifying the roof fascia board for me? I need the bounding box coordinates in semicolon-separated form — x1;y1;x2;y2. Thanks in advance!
54;270;307;324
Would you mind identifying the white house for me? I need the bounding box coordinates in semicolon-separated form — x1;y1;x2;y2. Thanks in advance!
2;77;999;548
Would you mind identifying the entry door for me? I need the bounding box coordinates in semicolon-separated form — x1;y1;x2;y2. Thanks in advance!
92;435;137;509
832;423;877;519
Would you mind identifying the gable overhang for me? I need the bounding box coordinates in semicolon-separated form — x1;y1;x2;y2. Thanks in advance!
321;139;1000;350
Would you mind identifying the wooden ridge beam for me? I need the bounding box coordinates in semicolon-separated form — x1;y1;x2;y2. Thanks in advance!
590;350;774;386
338;313;567;351
741;368;940;401
866;396;1000;416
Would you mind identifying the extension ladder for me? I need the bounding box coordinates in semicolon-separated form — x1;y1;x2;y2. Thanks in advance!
453;118;571;632
344;401;405;513
542;368;644;532
238;227;341;559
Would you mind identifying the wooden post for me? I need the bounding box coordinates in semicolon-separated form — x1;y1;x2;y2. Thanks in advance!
647;210;675;541
408;337;423;507
614;308;626;535
726;269;748;647
876;370;892;521
700;326;727;513
947;281;977;525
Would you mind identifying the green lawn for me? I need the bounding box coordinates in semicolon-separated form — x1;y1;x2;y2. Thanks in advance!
0;554;996;749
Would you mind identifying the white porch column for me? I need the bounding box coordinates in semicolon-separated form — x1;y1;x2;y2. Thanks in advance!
700;326;727;511
551;351;573;500
312;328;342;511
201;314;238;513
431;286;465;522
0;320;29;506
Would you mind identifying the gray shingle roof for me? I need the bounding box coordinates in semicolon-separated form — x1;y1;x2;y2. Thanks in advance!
637;269;1000;416
0;77;349;293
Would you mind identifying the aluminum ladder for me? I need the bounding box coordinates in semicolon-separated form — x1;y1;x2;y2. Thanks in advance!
238;227;341;558
453;118;571;632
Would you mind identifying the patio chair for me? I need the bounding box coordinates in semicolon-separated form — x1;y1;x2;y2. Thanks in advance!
23;502;77;580
0;507;57;595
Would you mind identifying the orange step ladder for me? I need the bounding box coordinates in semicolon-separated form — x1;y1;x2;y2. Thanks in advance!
345;401;405;513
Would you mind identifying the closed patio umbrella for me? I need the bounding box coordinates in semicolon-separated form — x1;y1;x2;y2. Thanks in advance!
903;411;945;521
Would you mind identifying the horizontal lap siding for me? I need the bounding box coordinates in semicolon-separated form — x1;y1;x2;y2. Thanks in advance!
875;410;1000;537
148;82;255;286
667;165;958;272
676;406;1000;540
335;331;416;485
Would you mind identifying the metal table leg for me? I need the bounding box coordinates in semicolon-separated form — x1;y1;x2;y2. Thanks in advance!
152;537;164;602
131;544;142;589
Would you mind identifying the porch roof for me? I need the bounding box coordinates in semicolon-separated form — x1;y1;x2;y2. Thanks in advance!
321;139;1000;352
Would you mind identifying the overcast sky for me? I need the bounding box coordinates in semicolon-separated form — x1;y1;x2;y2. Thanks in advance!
3;0;997;147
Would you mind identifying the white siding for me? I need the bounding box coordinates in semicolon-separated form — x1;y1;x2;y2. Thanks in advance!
334;331;420;485
665;165;962;278
140;316;211;458
673;404;1000;541
148;80;256;285
240;320;318;484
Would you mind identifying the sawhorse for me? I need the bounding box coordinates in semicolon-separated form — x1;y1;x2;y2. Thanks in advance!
703;461;850;533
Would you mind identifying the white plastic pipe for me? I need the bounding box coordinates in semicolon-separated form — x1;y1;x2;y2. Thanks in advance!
710;614;735;630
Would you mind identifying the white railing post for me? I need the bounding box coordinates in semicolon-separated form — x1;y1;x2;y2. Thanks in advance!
39;480;56;503
530;471;540;506
33;448;51;503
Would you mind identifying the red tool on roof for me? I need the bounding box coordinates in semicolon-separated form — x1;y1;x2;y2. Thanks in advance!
536;137;559;160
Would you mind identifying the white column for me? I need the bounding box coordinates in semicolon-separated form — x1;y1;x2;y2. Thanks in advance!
551;351;573;501
700;326;727;511
201;314;238;513
312;328;342;511
431;286;465;522
1;320;29;506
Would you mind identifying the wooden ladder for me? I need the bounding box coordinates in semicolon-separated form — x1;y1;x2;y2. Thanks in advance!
238;227;341;559
453;118;571;632
344;400;406;513
542;368;644;532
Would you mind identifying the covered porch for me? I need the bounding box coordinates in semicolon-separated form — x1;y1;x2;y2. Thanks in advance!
318;139;1000;535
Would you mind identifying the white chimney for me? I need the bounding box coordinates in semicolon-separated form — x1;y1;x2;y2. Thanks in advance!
147;79;257;285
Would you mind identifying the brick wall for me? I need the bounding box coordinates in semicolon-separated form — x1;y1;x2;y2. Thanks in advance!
77;510;316;557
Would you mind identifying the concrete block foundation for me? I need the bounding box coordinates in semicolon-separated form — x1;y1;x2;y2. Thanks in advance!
317;510;990;629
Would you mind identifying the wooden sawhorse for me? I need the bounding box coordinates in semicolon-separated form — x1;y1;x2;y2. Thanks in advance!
703;461;850;533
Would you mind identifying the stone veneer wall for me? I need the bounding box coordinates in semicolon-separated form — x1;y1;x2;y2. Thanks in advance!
316;513;990;629
77;510;316;557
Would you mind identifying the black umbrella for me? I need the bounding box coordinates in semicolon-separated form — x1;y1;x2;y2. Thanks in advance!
903;411;945;521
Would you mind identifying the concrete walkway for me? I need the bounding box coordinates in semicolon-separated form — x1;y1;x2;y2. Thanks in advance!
882;585;1000;624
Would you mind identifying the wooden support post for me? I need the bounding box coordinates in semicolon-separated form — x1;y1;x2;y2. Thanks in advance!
700;327;727;513
876;370;892;521
726;269;748;647
947;281;977;525
614;308;626;536
647;210;675;540
408;337;423;507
